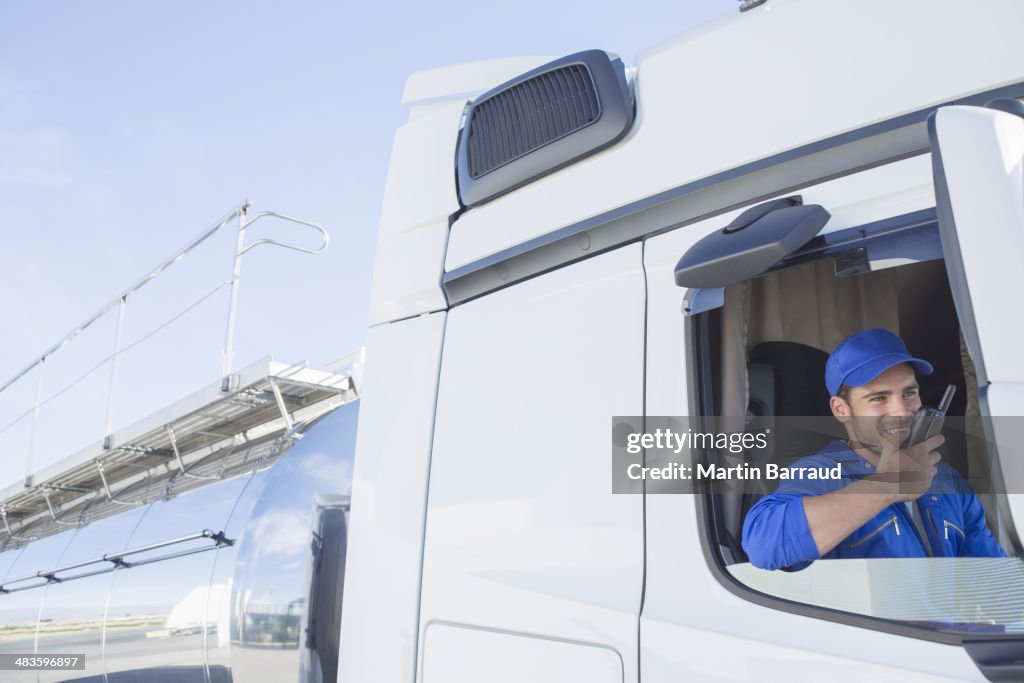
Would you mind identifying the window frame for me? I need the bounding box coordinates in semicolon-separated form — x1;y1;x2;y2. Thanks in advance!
684;245;1023;648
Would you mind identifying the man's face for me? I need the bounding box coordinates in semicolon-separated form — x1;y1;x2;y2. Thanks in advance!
831;363;922;453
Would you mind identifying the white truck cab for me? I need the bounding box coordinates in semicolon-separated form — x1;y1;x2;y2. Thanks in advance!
1;2;1022;681
341;1;1024;681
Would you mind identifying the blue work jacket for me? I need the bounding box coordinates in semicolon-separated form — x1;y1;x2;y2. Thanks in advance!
741;440;1006;571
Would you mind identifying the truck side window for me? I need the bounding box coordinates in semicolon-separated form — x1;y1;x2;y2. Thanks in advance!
691;224;1023;637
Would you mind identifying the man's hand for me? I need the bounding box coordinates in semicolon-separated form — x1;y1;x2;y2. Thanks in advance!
802;434;944;556
872;434;944;502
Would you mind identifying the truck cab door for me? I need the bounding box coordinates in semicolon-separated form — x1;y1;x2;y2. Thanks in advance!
929;102;1024;538
639;120;1024;679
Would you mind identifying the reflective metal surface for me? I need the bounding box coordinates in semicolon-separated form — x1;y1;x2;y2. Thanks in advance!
0;400;359;683
38;504;145;683
229;404;357;683
0;530;76;683
0;545;24;593
207;469;271;683
105;475;249;681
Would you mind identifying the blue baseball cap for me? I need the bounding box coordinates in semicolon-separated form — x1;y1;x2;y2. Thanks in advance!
825;329;933;396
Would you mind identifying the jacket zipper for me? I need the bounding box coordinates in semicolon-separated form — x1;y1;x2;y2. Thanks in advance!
849;514;899;548
927;509;941;551
944;519;966;541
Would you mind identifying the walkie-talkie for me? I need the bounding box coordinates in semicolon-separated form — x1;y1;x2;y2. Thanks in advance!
902;384;956;449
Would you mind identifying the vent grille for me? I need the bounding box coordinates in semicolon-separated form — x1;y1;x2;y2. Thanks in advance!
466;64;601;179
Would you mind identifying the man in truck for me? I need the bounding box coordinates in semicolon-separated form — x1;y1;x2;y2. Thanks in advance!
741;328;1005;571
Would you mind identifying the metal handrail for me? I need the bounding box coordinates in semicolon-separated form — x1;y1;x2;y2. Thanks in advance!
219;207;330;386
237;211;329;256
0;200;329;486
0;281;230;440
0;528;233;593
0;202;246;396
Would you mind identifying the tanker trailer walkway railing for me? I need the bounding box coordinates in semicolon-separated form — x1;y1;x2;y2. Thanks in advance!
0;356;360;552
0;200;360;551
0;528;235;594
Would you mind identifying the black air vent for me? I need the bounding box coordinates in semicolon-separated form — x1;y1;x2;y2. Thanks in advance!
456;49;634;208
466;64;601;179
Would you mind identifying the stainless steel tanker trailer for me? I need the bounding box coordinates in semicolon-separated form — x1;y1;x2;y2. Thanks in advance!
0;363;358;683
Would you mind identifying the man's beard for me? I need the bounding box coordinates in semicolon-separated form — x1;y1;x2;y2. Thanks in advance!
849;415;914;454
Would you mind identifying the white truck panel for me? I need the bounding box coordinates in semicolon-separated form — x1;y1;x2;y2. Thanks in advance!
444;0;1024;272
369;101;463;326
338;313;447;683
933;106;1024;385
932;105;1024;538
642;615;984;683
422;623;622;683
419;245;645;682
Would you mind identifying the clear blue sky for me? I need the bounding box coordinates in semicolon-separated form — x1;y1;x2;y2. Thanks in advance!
0;1;730;480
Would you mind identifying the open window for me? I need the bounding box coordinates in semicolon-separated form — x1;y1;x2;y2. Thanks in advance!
677;104;1024;656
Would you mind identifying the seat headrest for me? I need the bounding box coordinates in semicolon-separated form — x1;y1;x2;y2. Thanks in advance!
750;342;831;417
